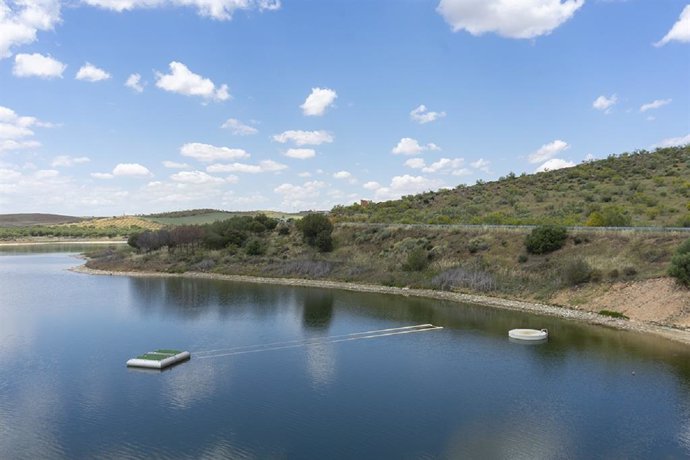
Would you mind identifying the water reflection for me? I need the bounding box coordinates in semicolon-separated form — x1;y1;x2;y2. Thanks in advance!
300;291;334;331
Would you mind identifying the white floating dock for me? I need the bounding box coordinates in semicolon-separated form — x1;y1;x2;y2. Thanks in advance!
126;349;191;369
509;329;548;341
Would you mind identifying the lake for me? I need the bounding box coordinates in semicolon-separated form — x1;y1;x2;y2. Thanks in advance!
1;248;689;459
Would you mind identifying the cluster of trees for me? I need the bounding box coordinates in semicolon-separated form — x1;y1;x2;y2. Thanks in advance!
669;238;690;287
0;225;131;240
128;213;336;254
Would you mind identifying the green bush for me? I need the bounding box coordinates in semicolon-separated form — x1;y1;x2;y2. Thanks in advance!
402;248;428;272
586;206;632;227
297;213;334;252
669;238;690;287
525;225;567;254
245;239;265;256
599;310;629;319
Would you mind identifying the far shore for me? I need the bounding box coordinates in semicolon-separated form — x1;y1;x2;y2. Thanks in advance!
71;264;690;347
0;239;127;247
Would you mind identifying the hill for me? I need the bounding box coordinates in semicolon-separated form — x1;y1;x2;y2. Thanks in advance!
140;209;305;226
0;213;84;227
331;146;690;227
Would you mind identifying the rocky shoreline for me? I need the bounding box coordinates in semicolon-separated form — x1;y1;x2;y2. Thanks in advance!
71;264;690;347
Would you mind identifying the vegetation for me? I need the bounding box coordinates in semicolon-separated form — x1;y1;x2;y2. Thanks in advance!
525;225;568;254
0;213;83;227
331;146;690;227
669;238;690;287
296;213;334;252
599;310;629;320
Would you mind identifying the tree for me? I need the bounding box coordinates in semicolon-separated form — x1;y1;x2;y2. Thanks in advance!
586;206;632;227
297;213;334;252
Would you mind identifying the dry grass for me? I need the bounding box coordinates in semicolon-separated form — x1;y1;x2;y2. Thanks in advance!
64;216;162;230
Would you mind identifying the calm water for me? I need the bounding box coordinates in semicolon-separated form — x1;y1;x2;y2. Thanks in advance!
1;249;690;459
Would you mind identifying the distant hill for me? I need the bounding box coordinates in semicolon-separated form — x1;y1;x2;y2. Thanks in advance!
0;213;83;227
140;209;306;226
332;146;690;227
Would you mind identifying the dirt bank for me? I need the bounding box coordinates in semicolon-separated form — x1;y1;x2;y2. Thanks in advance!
71;264;690;347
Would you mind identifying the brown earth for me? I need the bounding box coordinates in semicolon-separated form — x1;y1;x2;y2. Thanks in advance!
552;277;690;327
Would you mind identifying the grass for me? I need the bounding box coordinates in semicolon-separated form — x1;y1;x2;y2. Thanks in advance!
599;310;629;320
136;350;182;361
0;213;83;227
141;210;305;226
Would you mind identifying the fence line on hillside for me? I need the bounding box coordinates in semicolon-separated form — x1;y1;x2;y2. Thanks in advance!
335;222;690;234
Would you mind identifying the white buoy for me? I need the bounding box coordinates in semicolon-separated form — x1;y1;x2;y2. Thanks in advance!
508;328;548;341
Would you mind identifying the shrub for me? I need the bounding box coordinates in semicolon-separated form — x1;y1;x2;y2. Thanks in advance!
517;254;528;263
402;248;428;272
431;267;496;292
599;310;629;319
561;259;592;286
525;225;567;254
586;206;632;227
245;239;265;256
277;225;290;235
669;238;690;287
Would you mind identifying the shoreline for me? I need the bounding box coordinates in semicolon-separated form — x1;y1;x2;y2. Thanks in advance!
71;264;690;347
0;240;127;247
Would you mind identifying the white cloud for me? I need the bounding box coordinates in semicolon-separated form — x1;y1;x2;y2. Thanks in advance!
471;158;491;173
274;180;327;209
535;158;575;172
528;139;569;163
654;134;690;148
51;155;90;167
12;53;65;78
332;172;349;179
155;61;229;102
363;181;381;191
404;158;426;169
300;87;337;116
76;63;111;82
82;0;281;21
593;94;617;112
655;5;690;47
404;157;468;175
410;104;446;124
221;118;258;135
112;163;151;177
391;137;440;155
180;142;249;162
170;170;225;184
285;148;316;159
373;175;444;200
162;160;191;169
273;130;334;146
639;98;671;112
91;172;114;179
298;171;312;178
436;0;584;39
0;0;61;59
35;169;59;179
0;106;51;153
206;159;286;173
125;73;144;92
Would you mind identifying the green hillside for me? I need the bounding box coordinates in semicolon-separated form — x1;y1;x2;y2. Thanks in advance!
0;213;83;227
141;209;305;226
332;146;690;227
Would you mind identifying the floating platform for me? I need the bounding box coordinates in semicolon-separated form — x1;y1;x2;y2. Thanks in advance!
126;349;191;369
509;328;548;342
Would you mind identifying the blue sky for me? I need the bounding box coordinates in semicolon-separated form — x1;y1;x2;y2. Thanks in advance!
0;0;689;215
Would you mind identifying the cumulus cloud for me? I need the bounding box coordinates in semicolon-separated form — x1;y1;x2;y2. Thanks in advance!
51;155;90;167
0;0;61;59
75;62;111;82
12;53;65;78
273;130;334;146
284;148;316;159
112;163;151;177
206;159;286;173
0;105;51;153
655;5;690;47
300;87;337;116
593;94;617;113
436;0;584;39
535;158;575;172
410;104;446;124
125;73;144;92
273;180;327;209
221;118;258;135
91;172;114;179
406;157;469;175
333;170;356;183
640;98;671;112
155;61;229;102
368;174;444;201
180;142;249;162
170;170;226;184
162;160;191;169
391;137;440;155
654;133;690;148
528;139;569;163
471;158;490;173
82;0;281;21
